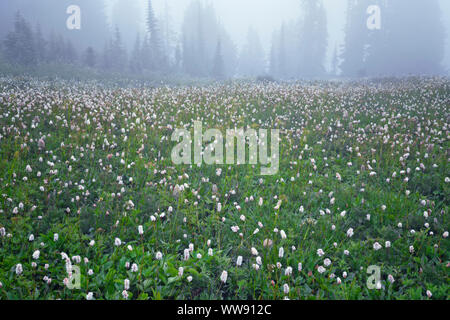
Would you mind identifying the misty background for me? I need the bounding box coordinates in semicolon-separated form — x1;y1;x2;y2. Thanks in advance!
0;0;449;79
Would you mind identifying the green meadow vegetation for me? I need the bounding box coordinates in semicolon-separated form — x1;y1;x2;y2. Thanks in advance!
0;77;448;300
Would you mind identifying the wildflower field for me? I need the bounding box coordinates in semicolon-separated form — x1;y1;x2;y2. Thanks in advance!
0;77;448;300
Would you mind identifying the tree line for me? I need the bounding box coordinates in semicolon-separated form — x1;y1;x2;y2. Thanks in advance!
0;0;446;79
340;0;445;77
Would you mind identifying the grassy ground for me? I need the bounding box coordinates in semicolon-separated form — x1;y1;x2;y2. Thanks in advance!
0;77;448;300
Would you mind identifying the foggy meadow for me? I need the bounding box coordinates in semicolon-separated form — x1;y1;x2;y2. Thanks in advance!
0;1;448;301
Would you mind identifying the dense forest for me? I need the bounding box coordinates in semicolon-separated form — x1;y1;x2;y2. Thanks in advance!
0;0;446;79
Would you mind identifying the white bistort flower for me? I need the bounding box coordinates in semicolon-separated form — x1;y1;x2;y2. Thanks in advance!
32;250;40;260
220;270;228;283
285;266;293;276
346;228;354;237
388;275;395;283
373;242;382;250
16;263;23;275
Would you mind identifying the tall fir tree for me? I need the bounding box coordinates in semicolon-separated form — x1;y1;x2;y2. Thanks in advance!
278;23;288;78
83;47;96;68
112;0;142;51
211;39;225;79
130;33;142;74
34;23;47;64
4;11;36;66
110;26;127;72
269;31;278;77
330;44;339;76
146;0;166;71
64;39;77;64
298;0;328;78
174;43;182;72
181;1;236;78
340;0;370;77
238;27;265;77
